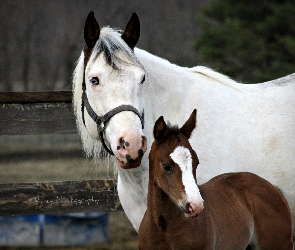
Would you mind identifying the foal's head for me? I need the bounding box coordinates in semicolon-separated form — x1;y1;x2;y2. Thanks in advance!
149;110;204;218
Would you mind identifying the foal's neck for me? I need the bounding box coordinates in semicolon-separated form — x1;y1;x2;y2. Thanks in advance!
147;178;185;229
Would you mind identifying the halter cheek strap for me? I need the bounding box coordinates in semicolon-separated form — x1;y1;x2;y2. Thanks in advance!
81;72;144;155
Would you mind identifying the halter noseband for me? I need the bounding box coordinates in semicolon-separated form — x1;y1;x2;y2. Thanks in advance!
81;72;144;155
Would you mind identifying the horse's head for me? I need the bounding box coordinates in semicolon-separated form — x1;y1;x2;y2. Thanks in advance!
75;12;147;169
149;110;204;218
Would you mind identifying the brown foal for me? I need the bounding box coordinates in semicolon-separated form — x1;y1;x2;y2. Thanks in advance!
138;109;293;250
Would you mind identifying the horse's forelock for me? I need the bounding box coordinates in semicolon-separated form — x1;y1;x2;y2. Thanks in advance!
88;27;141;70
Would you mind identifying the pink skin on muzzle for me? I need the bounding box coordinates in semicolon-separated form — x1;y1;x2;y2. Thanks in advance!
115;133;147;169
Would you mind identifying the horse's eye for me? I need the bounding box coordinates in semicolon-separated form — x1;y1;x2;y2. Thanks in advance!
141;75;145;84
163;164;173;172
90;77;99;85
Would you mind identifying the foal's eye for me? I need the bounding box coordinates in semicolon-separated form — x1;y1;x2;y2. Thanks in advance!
90;77;99;85
141;75;145;84
162;164;173;172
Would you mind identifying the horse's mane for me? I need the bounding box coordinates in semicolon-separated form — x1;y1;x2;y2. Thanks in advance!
190;66;242;91
73;27;142;161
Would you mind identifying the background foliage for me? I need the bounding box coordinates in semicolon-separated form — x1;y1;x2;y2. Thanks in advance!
195;0;295;83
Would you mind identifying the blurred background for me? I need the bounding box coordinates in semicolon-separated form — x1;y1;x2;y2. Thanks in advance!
0;0;294;93
0;0;207;92
0;0;294;249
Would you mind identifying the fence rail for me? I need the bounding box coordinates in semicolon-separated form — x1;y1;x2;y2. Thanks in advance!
0;91;72;103
0;91;122;216
0;179;121;216
0;91;75;135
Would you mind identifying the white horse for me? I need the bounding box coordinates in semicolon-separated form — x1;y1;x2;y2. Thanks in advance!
73;12;295;233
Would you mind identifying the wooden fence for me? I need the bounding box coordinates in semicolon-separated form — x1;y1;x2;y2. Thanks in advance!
0;91;122;216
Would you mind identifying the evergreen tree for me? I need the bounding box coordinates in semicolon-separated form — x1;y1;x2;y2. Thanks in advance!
195;0;295;83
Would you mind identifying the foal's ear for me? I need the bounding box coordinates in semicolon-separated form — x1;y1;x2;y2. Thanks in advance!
121;13;140;50
180;109;197;139
84;11;100;50
153;116;167;142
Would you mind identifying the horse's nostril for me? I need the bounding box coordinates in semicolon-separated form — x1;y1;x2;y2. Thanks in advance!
117;135;147;156
186;203;193;214
118;138;126;150
142;136;147;147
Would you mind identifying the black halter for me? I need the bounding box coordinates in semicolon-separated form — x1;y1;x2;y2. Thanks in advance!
81;72;144;155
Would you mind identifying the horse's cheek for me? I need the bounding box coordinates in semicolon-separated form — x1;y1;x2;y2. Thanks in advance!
84;112;100;140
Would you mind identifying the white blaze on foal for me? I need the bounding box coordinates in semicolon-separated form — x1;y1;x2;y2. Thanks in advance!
170;146;204;218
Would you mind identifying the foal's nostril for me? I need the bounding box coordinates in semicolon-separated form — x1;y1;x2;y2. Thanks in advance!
180;203;193;214
186;202;193;214
185;202;193;214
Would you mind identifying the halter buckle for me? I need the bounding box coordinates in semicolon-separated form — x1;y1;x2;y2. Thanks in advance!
97;122;105;133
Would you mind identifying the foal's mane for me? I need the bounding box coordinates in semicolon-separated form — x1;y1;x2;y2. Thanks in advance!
159;122;182;144
166;122;180;135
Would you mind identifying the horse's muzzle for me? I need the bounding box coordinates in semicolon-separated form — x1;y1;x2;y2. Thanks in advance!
182;202;204;218
116;135;147;169
116;149;144;169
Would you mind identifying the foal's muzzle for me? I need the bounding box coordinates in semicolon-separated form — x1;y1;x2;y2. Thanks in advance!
181;201;204;218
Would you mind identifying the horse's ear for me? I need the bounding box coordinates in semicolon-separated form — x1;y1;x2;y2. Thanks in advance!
153;116;167;142
121;13;140;50
84;11;100;50
180;109;197;139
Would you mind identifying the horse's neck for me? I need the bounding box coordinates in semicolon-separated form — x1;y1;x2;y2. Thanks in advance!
118;163;148;191
135;48;243;128
147;169;183;226
148;184;173;223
